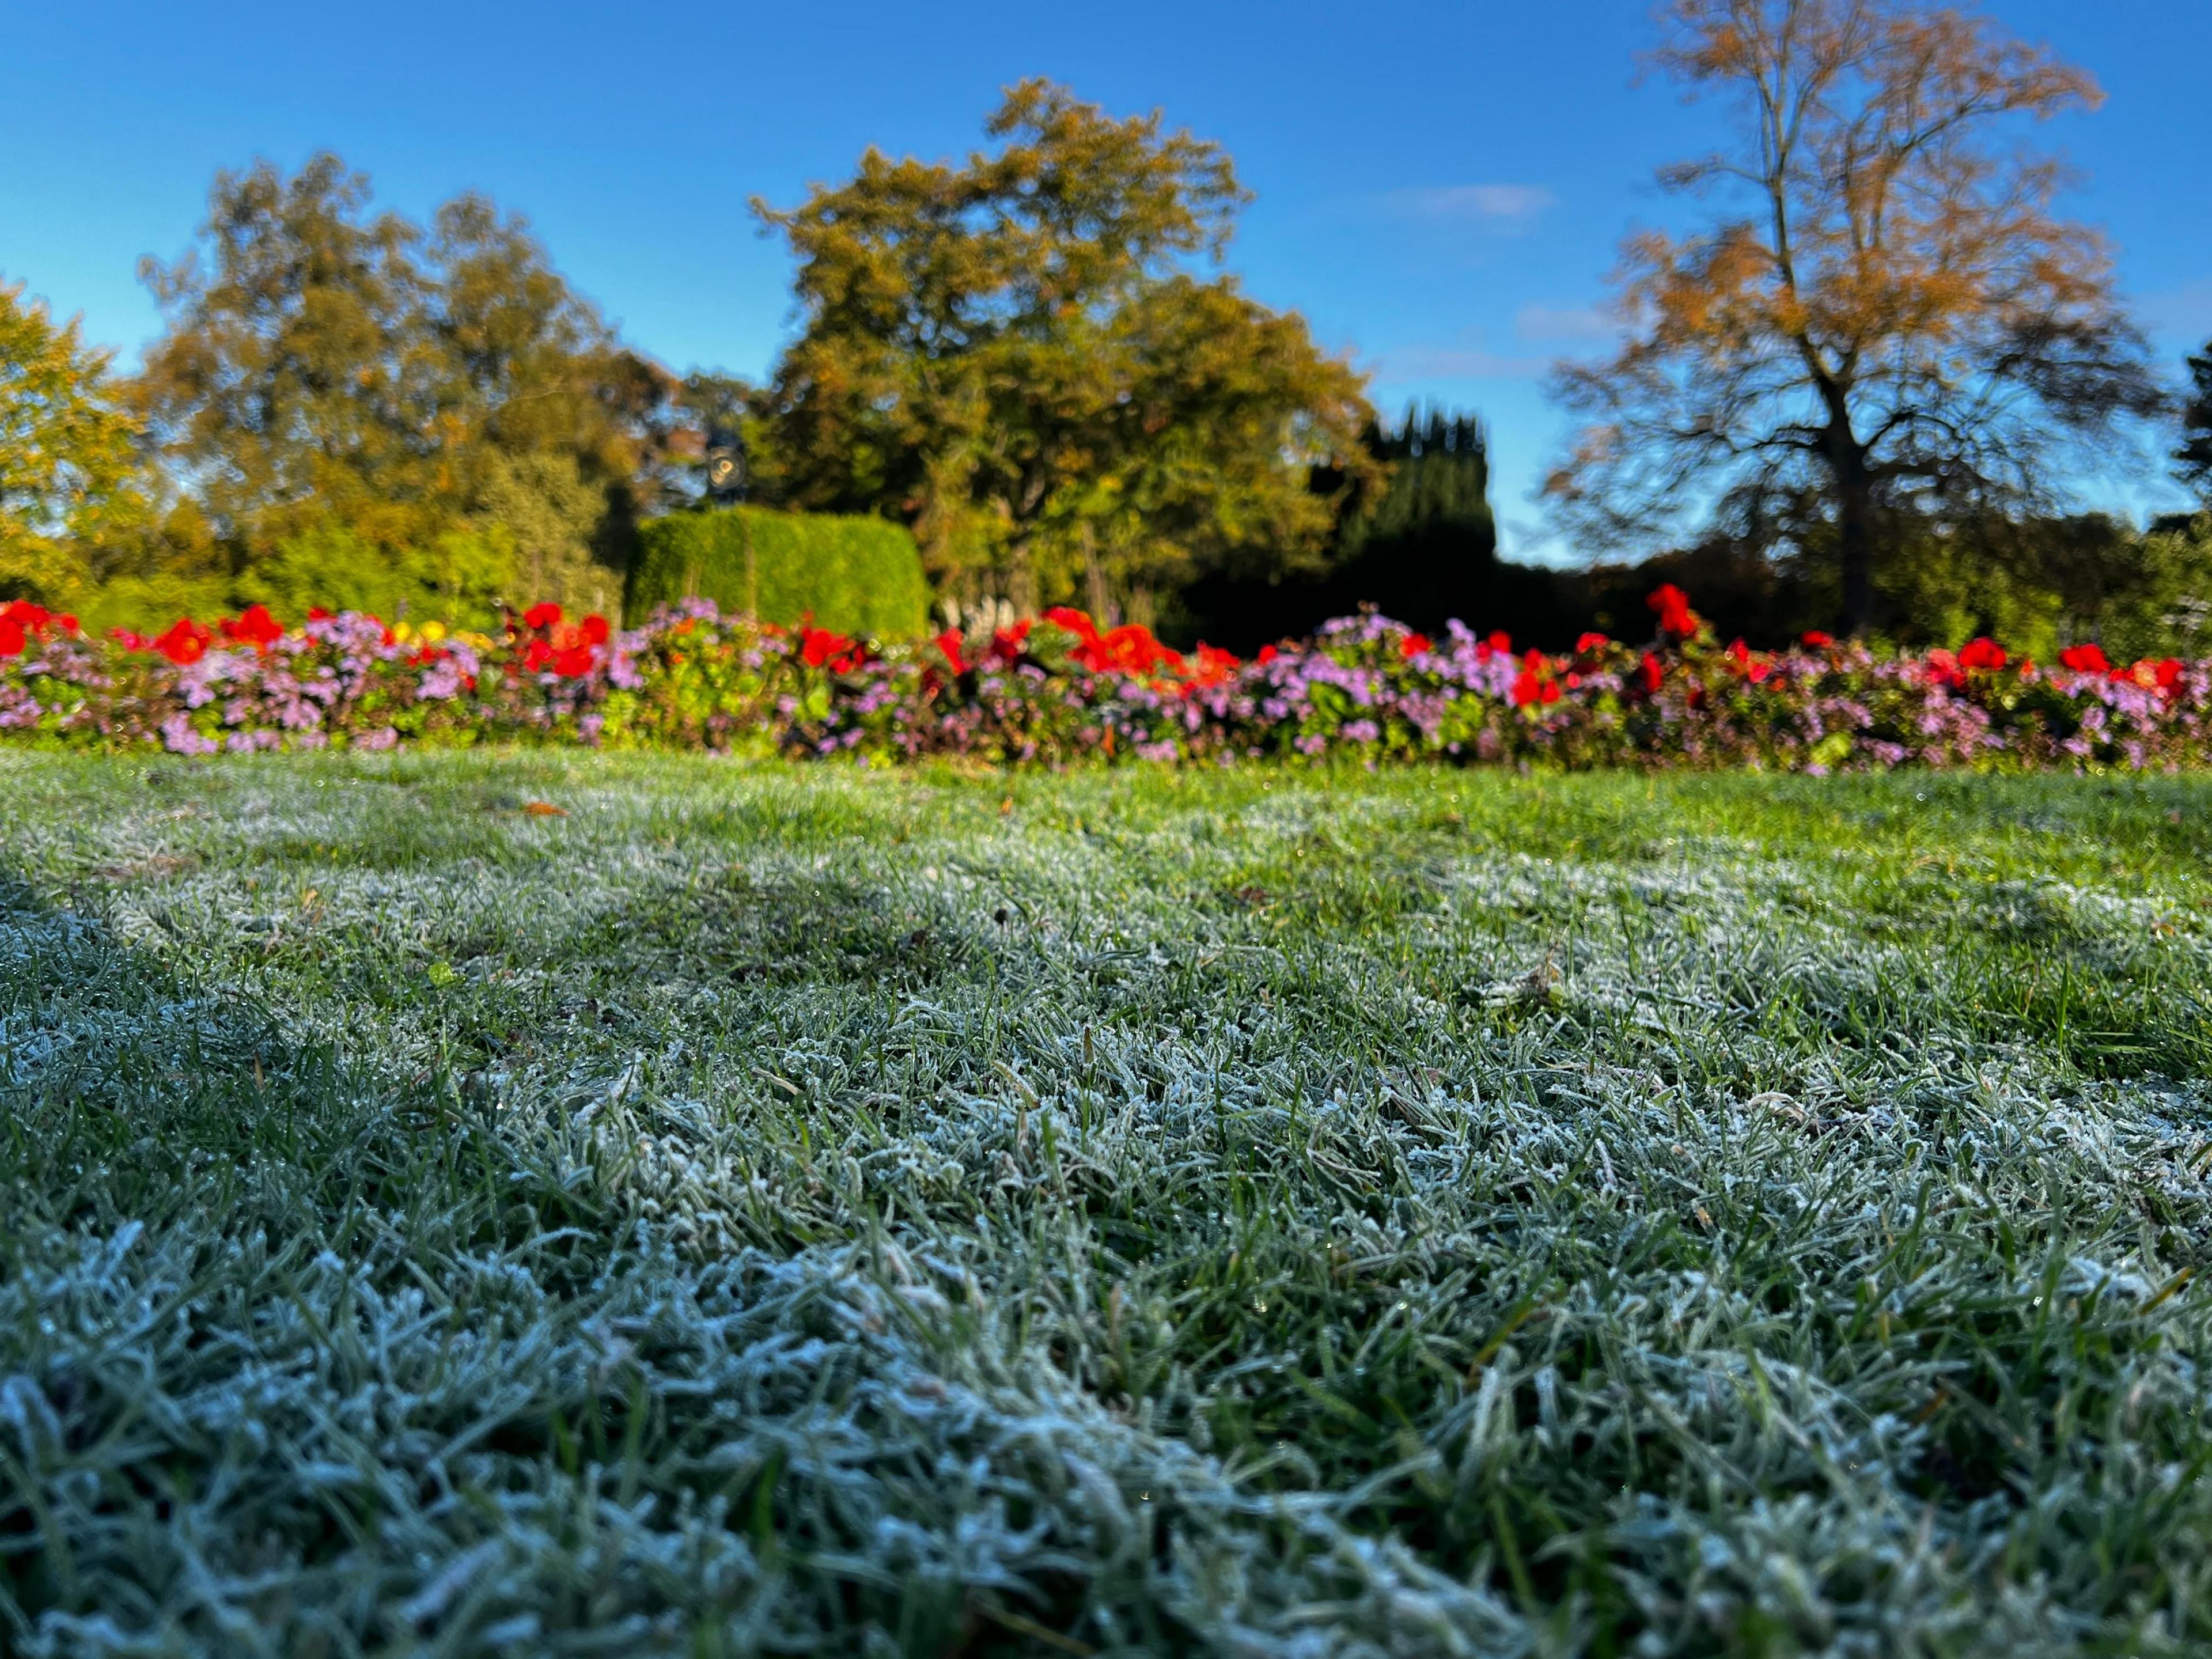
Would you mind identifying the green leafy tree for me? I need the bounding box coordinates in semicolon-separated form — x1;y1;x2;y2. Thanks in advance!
134;156;440;563
0;278;143;603
129;154;674;618
752;81;1375;618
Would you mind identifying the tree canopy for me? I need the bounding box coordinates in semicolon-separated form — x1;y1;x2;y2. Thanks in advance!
1545;0;2164;636
0;279;142;604
128;154;681;619
749;80;1376;621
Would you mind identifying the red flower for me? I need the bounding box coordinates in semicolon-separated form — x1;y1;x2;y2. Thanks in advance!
988;619;1032;664
1725;639;1772;683
308;606;334;622
1189;642;1239;688
934;628;968;675
551;645;595;677
1400;631;1433;659
1100;624;1156;673
1486;630;1512;654
1925;647;1964;690
2153;657;2184;693
153;618;212;665
2;599;50;632
524;638;555;672
1257;643;1278;664
1044;606;1100;644
0;618;23;658
219;603;284;651
57;613;77;633
1575;631;1610;654
111;627;151;651
1512;658;1561;707
1647;584;1698;638
1957;637;2006;672
2059;642;2111;675
524;602;564;630
1801;630;1834;650
581;613;611;646
1637;653;1664;694
800;626;859;670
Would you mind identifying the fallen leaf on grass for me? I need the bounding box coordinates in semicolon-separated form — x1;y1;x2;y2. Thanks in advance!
523;801;567;817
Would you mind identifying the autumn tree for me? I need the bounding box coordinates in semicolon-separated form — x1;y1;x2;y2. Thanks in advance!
751;81;1375;619
1546;0;2163;636
0;279;142;603
131;154;679;617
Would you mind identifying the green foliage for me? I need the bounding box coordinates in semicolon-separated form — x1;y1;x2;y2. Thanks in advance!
0;278;142;603
2104;513;2212;660
1171;406;1502;646
64;522;537;637
751;81;1376;616
123;154;672;612
1341;408;1493;558
1330;407;1498;620
628;505;929;638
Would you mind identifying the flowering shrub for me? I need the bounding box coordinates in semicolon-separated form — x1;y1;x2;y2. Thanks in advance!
1;591;2207;771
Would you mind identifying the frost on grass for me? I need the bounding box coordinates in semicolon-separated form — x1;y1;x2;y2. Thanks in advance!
2;756;2211;1656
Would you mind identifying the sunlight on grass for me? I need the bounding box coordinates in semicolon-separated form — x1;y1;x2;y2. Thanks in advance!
2;753;2209;1655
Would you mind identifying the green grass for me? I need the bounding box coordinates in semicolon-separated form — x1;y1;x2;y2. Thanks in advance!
2;754;2210;1657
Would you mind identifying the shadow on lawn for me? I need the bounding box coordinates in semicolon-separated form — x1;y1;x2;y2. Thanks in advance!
0;873;618;1650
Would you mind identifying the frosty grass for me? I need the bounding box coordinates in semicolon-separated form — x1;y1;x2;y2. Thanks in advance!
3;753;2210;1656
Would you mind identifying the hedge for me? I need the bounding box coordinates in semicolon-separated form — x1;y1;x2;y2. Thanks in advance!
627;506;930;638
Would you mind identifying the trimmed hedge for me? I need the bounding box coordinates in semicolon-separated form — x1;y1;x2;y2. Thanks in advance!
628;506;930;639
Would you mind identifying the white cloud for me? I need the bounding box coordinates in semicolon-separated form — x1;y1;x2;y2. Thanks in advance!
1514;303;1614;342
1381;184;1557;228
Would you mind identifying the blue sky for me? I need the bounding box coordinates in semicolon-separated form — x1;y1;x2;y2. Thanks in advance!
5;1;2208;560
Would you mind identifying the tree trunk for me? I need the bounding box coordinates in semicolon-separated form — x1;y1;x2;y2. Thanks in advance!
1837;476;1875;639
1821;409;1877;638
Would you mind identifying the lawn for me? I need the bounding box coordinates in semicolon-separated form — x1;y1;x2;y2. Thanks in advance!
3;753;2211;1657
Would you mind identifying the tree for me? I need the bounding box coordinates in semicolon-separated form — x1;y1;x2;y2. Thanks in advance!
1301;407;1502;631
0;279;142;604
1545;0;2164;636
751;81;1375;618
130;154;676;616
1341;408;1494;566
2181;342;2212;503
135;156;440;563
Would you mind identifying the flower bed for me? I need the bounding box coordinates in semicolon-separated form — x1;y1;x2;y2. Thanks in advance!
0;589;2206;771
